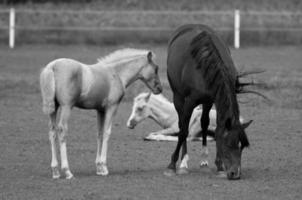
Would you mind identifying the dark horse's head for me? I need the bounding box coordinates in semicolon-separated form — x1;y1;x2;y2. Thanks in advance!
220;118;252;180
220;70;267;180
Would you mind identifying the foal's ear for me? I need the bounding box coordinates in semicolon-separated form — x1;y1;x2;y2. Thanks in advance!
241;120;253;129
147;51;153;61
144;92;151;102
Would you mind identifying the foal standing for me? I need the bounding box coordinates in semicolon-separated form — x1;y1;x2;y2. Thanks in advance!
40;49;162;179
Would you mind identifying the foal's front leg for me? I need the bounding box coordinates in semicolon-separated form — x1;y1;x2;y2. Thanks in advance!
144;126;179;140
95;105;118;176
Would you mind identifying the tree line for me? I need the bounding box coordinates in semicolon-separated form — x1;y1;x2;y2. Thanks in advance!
1;0;93;4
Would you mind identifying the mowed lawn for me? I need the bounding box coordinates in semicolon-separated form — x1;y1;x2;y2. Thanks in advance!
0;44;301;200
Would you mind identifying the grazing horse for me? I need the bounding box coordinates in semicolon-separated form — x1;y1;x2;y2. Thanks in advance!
165;24;252;180
126;92;244;167
40;48;162;179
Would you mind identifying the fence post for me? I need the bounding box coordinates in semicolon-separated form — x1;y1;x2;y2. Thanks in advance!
234;9;240;49
9;8;15;49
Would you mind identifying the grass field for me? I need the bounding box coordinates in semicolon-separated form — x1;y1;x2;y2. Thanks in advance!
0;44;302;200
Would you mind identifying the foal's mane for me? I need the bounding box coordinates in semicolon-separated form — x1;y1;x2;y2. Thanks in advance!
97;48;150;66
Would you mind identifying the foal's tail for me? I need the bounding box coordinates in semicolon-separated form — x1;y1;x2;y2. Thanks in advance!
40;61;56;115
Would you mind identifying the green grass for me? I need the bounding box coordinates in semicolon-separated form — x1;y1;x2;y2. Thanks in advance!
0;44;302;200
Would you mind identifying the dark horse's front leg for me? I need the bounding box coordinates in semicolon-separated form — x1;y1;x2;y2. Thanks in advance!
199;103;213;167
164;95;196;176
215;127;226;177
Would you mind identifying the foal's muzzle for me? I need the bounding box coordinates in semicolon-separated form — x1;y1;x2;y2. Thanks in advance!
127;119;137;129
152;85;162;94
149;77;162;94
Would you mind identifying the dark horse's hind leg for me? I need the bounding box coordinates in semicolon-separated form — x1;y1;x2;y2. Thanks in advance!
165;94;196;176
199;103;213;167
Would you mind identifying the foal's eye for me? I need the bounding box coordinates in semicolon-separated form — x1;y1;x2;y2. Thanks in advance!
137;107;143;112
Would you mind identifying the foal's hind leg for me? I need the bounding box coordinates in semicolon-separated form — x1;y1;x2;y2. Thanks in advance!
48;111;60;179
57;105;73;179
199;103;213;167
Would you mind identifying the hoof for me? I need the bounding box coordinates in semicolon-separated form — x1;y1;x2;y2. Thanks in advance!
52;174;61;179
200;160;209;168
66;173;74;179
63;169;74;179
96;170;109;176
96;163;109;176
52;167;61;179
216;171;227;178
177;167;189;175
163;169;176;177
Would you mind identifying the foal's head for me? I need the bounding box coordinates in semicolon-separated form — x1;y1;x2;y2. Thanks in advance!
221;119;252;180
127;93;152;129
139;52;162;94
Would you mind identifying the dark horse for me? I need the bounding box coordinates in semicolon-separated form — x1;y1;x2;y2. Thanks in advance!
166;24;253;180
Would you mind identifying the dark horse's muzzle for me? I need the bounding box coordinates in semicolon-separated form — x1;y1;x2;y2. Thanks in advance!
227;167;241;180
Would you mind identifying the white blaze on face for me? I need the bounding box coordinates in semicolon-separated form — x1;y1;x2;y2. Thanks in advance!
127;102;137;128
126;95;150;128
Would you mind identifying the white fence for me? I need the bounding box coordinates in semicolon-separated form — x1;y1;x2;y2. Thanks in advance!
1;8;302;48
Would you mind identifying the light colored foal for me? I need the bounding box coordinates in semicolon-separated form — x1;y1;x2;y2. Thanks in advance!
40;49;162;179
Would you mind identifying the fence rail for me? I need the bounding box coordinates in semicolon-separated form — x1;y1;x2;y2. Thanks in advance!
0;8;302;48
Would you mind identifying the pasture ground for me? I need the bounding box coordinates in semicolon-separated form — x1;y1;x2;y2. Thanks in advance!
0;44;301;200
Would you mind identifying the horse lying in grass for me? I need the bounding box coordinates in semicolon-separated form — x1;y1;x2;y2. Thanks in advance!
127;92;217;141
40;48;162;179
127;92;244;167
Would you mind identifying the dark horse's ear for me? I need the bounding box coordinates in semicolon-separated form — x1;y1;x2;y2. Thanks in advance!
147;51;153;61
241;120;253;129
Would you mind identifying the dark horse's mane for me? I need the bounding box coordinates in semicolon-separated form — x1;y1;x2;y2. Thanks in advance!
185;26;250;148
169;24;265;101
190;31;239;124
